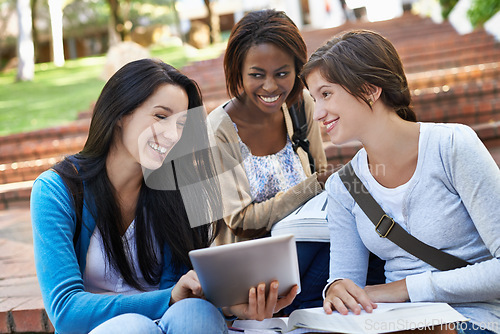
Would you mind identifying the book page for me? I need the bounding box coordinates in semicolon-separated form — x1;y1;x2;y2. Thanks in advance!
232;318;333;333
271;191;329;241
232;318;288;332
288;303;469;334
279;191;328;221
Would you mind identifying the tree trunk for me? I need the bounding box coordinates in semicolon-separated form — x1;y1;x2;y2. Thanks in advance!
107;0;125;41
170;0;185;43
16;0;35;81
48;0;65;66
30;0;39;62
203;0;221;44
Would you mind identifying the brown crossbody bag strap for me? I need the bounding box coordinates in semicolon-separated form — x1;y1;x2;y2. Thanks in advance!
338;162;470;271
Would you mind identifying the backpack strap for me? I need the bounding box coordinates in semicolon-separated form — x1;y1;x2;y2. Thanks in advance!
51;164;83;248
338;162;470;271
289;100;315;174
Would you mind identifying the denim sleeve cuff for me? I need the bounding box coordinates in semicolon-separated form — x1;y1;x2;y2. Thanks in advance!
406;271;434;302
224;314;237;321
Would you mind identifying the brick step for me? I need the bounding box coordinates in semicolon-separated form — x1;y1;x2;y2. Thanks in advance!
184;57;500;101
0;134;87;166
2;76;496;173
415;97;500;126
178;20;499;110
475;120;500;144
407;62;500;90
403;48;500;73
0;121;89;185
0;296;54;334
2;121;499;209
181;54;500;112
205;97;229;114
186;67;500;114
324;141;363;169
0;204;54;332
181;57;226;90
1;68;496;170
302;16;456;50
394;29;493;55
412;79;500;125
184;64;500;114
1;157;62;185
0;119;89;146
181;56;224;74
305;13;455;39
0;181;33;210
305;25;473;56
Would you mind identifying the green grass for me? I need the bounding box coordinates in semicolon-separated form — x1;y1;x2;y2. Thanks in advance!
0;56;106;136
0;41;226;136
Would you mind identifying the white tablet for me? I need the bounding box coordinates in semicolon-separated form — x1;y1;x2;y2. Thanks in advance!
189;234;301;308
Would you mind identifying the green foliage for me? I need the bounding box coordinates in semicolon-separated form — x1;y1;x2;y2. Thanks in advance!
56;0;179;37
63;0;109;33
129;2;177;27
467;0;500;27
440;0;459;19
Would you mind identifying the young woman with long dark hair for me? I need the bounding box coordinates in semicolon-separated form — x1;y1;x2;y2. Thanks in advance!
31;59;295;334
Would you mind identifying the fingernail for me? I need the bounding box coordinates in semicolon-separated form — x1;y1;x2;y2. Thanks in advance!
273;283;278;289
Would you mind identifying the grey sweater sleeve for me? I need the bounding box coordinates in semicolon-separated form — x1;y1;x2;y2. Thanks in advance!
326;173;371;288
406;124;500;303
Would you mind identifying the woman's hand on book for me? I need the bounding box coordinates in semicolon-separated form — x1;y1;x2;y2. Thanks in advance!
324;279;377;315
364;279;409;303
223;281;299;321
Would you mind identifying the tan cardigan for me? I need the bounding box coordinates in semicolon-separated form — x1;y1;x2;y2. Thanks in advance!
207;93;327;245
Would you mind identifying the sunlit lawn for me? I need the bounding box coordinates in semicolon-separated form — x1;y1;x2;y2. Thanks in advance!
0;41;226;136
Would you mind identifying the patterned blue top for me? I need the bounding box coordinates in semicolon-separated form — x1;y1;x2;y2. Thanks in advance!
234;123;307;203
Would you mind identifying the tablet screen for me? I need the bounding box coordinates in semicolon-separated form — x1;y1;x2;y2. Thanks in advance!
189;234;301;308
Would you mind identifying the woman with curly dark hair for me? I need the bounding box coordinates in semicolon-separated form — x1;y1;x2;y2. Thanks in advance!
207;9;332;314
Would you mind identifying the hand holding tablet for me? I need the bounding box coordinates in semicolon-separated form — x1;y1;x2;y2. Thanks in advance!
188;235;301;311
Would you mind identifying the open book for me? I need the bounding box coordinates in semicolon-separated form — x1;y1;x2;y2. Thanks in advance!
271;191;329;242
230;302;468;334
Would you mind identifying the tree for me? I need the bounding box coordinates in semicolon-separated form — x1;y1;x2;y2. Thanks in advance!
106;0;132;41
30;0;40;62
203;0;220;44
16;0;35;81
467;0;500;27
169;0;184;43
439;0;459;19
48;0;64;66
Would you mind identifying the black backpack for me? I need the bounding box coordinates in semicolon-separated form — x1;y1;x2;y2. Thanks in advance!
289;100;315;174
